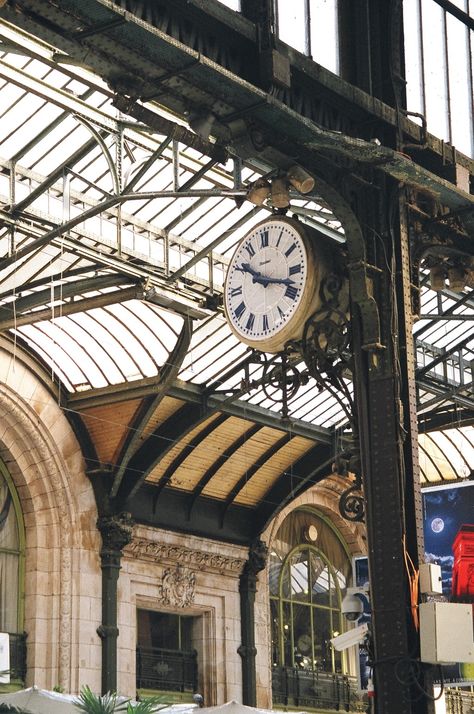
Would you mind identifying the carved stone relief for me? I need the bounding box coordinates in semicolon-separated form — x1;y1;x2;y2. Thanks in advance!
158;563;195;607
125;537;245;574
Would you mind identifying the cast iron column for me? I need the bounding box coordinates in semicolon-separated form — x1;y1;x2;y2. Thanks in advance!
238;539;268;706
97;512;134;695
351;182;434;714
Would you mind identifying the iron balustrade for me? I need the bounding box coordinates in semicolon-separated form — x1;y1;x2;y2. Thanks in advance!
272;665;358;712
136;646;198;693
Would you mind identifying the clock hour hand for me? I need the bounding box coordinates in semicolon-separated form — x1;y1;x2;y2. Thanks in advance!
237;263;295;287
236;262;262;280
259;275;295;287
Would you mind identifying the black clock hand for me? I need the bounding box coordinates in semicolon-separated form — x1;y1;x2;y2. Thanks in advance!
237;263;295;287
259;275;295;287
236;262;262;280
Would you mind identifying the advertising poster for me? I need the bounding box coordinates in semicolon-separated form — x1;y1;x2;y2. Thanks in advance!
352;480;474;688
422;480;474;685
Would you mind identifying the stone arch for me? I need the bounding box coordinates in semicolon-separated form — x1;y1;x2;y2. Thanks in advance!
263;475;366;555
0;348;99;692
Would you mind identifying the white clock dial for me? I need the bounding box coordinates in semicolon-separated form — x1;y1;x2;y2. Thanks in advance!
224;217;317;352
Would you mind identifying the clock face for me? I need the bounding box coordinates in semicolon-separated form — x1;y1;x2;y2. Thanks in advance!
224;218;315;352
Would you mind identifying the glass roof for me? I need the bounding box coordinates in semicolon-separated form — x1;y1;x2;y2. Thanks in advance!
0;15;472;478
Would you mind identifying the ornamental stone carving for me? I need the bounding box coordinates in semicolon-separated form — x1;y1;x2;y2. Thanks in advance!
124;537;245;574
158;564;195;608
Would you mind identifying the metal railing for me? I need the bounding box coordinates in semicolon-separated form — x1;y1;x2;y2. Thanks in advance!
136;646;198;693
272;666;358;712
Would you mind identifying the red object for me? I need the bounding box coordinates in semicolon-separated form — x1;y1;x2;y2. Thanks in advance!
452;524;474;600
367;679;375;698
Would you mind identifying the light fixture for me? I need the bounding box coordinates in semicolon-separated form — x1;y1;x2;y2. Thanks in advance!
303;524;318;542
448;265;467;292
429;265;446;291
286;165;315;194
247;177;271;206
271;176;290;208
189;112;215;140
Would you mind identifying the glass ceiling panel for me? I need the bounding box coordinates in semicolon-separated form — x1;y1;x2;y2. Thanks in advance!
0;14;471;443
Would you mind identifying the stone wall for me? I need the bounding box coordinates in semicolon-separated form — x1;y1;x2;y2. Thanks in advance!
121;526;249;704
0;347;101;694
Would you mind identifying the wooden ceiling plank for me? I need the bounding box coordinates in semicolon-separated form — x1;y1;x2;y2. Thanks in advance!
186;422;262;519
220;433;291;526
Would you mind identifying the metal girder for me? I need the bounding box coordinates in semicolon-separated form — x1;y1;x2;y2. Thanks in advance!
0;284;145;330
167;381;333;443
2;1;473;195
418;377;474;411
109;316;194;498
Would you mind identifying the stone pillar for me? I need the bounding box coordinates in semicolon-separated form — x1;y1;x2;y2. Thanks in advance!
96;512;134;695
238;539;268;706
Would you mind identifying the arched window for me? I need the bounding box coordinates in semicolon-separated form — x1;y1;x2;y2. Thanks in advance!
269;509;351;675
0;461;24;635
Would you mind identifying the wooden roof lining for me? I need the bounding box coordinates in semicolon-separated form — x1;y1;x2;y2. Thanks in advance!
80;398;142;466
141;395;185;440
145;411;225;485
166;416;254;491
201;428;313;500
234;436;317;506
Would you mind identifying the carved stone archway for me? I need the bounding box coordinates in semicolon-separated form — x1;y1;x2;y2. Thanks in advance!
0;349;97;692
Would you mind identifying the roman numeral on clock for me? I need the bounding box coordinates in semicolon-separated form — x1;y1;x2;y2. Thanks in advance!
245;242;255;258
285;243;296;257
285;285;298;300
289;263;301;275
230;285;242;297
234;301;246;319
262;314;269;332
260;230;269;248
246;313;255;331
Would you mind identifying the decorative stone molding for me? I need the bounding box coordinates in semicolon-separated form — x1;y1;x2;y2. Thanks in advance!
158;563;196;607
0;383;76;692
124;537;246;574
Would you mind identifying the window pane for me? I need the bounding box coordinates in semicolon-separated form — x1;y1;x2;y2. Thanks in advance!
310;0;339;74
0;480;18;550
310;553;330;607
446;13;474;155
421;0;450;141
271;599;281;666
277;0;307;54
293;602;312;668
312;607;332;672
403;0;425;117
282;601;293;665
291;551;311;602
0;552;19;632
269;552;283;596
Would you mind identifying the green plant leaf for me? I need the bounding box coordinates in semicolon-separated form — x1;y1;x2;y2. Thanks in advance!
74;686;126;714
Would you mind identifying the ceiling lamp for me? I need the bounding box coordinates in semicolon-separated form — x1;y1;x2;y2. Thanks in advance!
429;265;446;291
286;165;315;194
271;176;290;208
247;177;271;206
448;265;467;292
189;112;215;140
